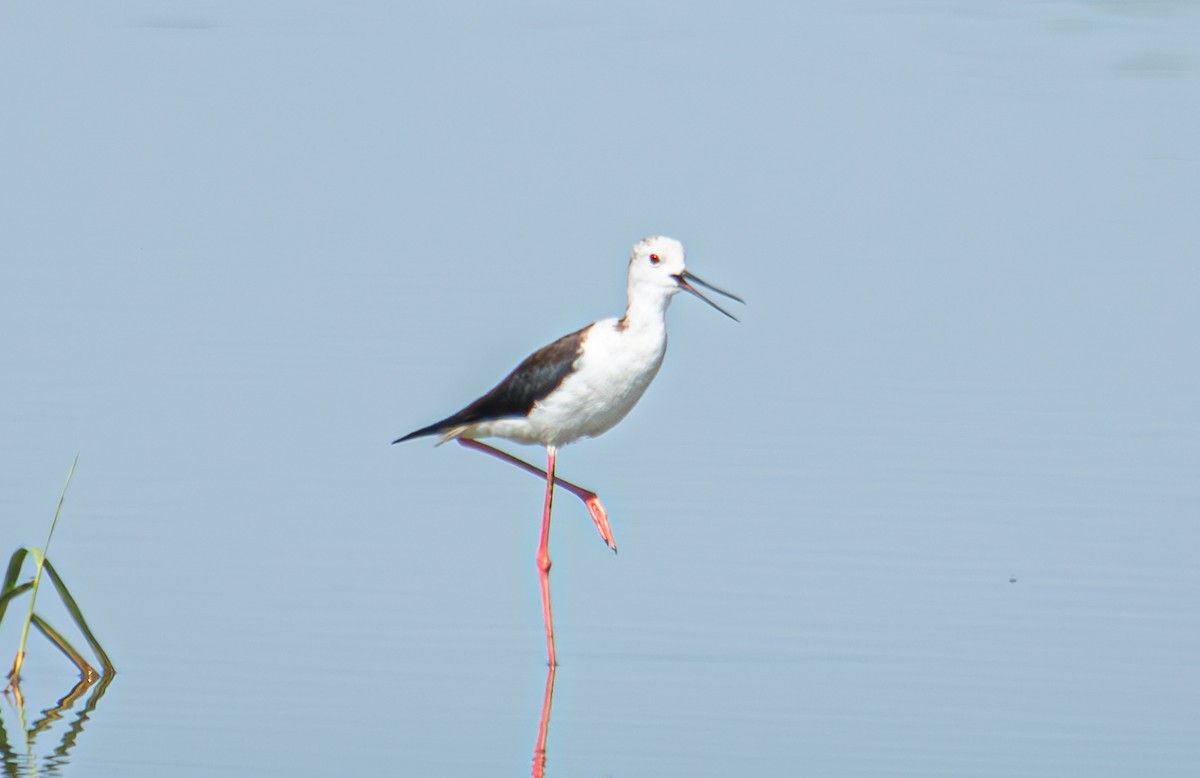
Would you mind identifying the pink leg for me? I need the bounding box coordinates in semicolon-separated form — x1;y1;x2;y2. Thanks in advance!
538;446;558;667
457;438;618;553
531;663;557;778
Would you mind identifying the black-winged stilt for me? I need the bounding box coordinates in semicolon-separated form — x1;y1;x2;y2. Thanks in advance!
393;235;742;665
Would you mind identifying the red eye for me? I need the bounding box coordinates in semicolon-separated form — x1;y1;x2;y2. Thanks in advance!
649;253;661;265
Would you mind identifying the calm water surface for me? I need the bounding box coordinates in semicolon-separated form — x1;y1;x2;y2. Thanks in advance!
1;1;1197;776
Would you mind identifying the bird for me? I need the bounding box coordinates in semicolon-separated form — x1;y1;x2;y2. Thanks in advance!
393;235;743;666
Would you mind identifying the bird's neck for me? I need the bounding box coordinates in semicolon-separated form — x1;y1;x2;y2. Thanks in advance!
621;284;673;334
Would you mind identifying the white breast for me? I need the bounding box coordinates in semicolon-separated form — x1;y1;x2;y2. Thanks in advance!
525;318;666;446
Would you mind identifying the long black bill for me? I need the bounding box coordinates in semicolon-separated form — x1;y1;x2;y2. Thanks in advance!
675;270;745;322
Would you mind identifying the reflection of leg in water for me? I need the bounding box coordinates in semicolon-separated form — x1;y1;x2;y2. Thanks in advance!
531;664;557;778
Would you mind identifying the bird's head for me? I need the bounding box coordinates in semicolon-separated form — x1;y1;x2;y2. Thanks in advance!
628;235;743;321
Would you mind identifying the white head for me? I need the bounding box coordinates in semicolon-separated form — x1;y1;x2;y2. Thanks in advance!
626;235;743;321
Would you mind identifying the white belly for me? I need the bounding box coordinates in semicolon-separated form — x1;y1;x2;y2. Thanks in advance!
470;318;666;447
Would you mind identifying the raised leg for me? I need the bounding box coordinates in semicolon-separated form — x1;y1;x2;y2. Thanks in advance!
538;446;558;667
457;437;617;553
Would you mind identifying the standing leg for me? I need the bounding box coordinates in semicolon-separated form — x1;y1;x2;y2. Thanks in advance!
531;663;557;778
538;446;558;667
457;438;617;552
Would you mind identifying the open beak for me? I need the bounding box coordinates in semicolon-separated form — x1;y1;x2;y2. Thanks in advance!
674;270;745;322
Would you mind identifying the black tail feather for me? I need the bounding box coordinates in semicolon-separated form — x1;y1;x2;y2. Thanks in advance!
391;421;450;445
392;325;587;446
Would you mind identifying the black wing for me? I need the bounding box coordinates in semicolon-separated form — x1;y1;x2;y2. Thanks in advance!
392;326;587;443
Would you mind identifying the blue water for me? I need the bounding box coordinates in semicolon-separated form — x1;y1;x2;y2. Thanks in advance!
1;1;1197;776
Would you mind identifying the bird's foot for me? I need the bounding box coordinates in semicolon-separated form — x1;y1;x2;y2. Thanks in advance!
584;496;617;554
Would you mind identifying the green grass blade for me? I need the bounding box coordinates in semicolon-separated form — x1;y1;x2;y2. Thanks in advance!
12;457;79;681
30;614;97;680
0;548;32;625
0;581;34;611
42;455;79;558
42;560;114;674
